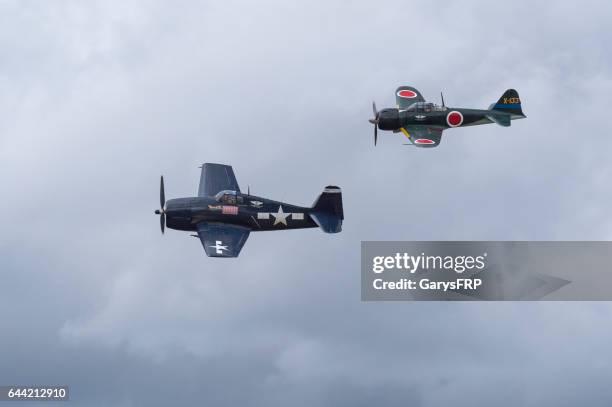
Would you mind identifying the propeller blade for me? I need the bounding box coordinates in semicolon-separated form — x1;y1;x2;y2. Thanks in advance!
370;101;379;145
160;175;165;209
369;101;380;124
157;175;166;234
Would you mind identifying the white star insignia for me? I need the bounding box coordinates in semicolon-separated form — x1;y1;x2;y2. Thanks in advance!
271;205;289;226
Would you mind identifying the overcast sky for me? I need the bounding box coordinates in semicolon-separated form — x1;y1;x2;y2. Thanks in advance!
1;0;612;406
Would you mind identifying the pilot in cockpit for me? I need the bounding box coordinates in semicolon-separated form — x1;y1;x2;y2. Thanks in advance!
214;190;243;205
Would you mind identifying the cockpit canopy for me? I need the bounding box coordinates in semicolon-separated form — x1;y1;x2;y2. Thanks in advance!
214;190;243;205
405;102;447;113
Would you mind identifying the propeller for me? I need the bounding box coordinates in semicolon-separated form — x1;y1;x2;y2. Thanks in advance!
154;175;166;234
440;92;445;107
368;101;379;145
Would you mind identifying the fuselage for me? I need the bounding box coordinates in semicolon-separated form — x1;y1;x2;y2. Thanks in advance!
164;193;318;232
378;106;516;131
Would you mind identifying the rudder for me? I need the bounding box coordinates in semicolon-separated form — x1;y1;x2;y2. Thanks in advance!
489;89;525;117
310;186;343;233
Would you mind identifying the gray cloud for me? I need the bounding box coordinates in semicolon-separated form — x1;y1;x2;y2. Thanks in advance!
1;0;612;405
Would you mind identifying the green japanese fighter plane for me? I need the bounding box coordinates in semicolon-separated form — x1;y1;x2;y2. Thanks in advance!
369;86;526;147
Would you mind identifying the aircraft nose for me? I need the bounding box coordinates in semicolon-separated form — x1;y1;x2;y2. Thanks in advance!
378;108;401;130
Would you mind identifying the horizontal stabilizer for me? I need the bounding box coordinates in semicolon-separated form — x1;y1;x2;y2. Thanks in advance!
485;113;511;127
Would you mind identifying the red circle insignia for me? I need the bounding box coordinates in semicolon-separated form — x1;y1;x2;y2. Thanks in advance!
446;111;464;127
414;139;435;145
397;89;418;99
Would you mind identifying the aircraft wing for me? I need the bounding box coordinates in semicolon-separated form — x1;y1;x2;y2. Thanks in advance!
196;222;250;258
402;126;444;147
395;86;426;109
198;163;241;197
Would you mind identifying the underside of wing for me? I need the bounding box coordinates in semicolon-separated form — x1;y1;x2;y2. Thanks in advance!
198;163;241;197
196;222;251;258
401;126;444;147
396;86;426;110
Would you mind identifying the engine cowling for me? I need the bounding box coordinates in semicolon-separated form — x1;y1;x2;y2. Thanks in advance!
378;108;401;130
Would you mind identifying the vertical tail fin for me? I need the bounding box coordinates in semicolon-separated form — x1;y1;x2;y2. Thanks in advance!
310;186;343;234
489;89;525;118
